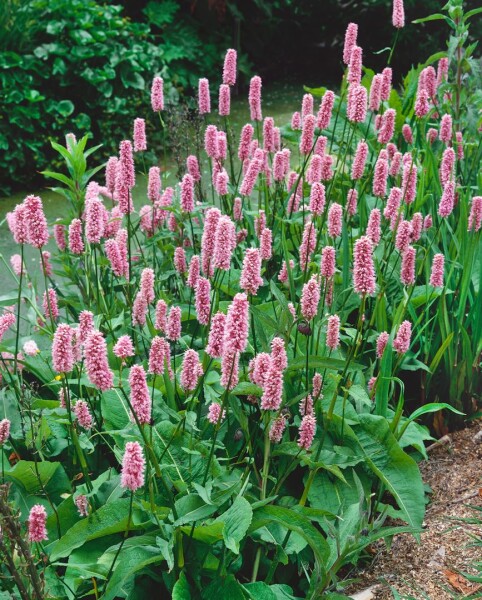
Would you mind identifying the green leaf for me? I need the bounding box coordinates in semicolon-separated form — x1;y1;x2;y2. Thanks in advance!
243;582;301;599
412;13;449;23
5;461;66;496
286;356;363;373
249;505;329;567
172;494;218;527
173;572;192;599
216;496;253;554
49;498;141;561
57;100;75;117
353;414;425;531
202;575;247;599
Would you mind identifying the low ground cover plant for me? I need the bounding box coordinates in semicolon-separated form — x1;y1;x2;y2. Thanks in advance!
0;0;481;598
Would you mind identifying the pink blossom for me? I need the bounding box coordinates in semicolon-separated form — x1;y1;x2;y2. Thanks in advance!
378;109;396;144
119;140;135;190
411;212;423;241
395;219;412;252
113;335;134;359
213;216;236;271
78;310;94;345
291;111;301;130
85;198;106;244
271;337;287;371
369;74;383;111
438;181;455;218
301;93;314;121
174;247;187;275
75;495;89;517
132;293;148;326
187;255;200;289
0;312;15;343
468;196;482;232
299;221;317;269
195;277;211;326
402;124;413;144
263;117;275;152
218;84;231;116
306;154;322;184
300;114;315;154
24;195;49;248
53;223;66;251
10;254;24;276
298;414;316;450
204;124;218;158
223;48;237;85
385;187;402;226
301;276;321;320
233;197;243;221
326;314;340;350
129;365;151;425
224;293;249;353
400;246;416;286
269;415;287;443
180;173;195;213
313;373;323;398
328;203;343;238
74;400;93;429
133;118;147;152
317;90;335;130
260;228;272;261
255;211;266;237
381;67;392;101
439;147;455;186
52;324;74;373
42;288;59;321
105;157;118;193
309;182;326;215
249;76;262;121
347;84;367;123
240;249;263;296
278;259;295;283
455;131;464;160
343;23;358;64
373;156;389;197
207;402;226;425
390;151;403;176
148;336;172;377
426;128;438;144
238;124;254;161
240;155;262;197
250;353;271;387
23;340;39;356
186;155;201;183
353;236;376;295
221;349;240;390
273;151;286;181
166;306;182;341
151;77;164;111
300;394;314;417
41;251;52;277
139;205;154;236
439;113;453;143
121;441;145;491
366;208;381;245
0;419;11;445
393;320;412;354
348;46;362;85
320;246;335;279
401;158;417;204
216;132;227;162
147;167;161;203
351;140;368;180
154;299;168;333
9;203;29;244
414;87;429;118
437;57;449;86
198;78;211;114
180;349;203;392
201;207;221;277
392;0;405;27
28;505;48;542
206;312;227;358
314;136;327;156
69;219;84;254
429;253;445;287
260;366;283;411
84;331;114;391
376;331;390;358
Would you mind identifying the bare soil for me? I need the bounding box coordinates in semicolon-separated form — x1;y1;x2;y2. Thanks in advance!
348;421;482;599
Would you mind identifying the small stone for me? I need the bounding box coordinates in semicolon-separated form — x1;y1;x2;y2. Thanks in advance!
472;430;482;444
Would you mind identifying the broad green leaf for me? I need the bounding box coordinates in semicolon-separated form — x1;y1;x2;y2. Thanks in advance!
5;461;68;497
353;414;425;531
215;496;253;554
173;572;192;600
249;505;329;567
201;575;246;599
243;582;301;599
172;494;218;527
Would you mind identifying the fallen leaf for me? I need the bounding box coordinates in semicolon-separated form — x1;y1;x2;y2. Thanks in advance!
443;569;481;595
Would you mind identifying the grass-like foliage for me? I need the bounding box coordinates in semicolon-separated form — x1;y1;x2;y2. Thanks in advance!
0;0;480;598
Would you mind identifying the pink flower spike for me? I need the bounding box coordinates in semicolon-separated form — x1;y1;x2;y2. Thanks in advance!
0;419;11;445
400;245;416;286
393;320;412;354
198;78;211;114
180;173;195;213
84;331;114;391
201;207;221;277
78;311;94;345
52;324;75;373
301;276;321;321
28;505;48;542
85;198;106;244
221;349;240;390
75;495;89;517
151;77;164;112
468;196;482;232
206;312;227;358
300;114;315;155
309;182;326;216
24;195;49;248
320;246;336;279
166;306;182;341
154;299;168;332
317;90;335;130
269;415;287;443
369;74;383;112
376;331;390;358
353;236;376;296
133;118;147;152
240;249;263;296
238;124;254;161
438;181;455;218
381;67;392;101
291;111;301;130
299;221;317;269
129;365;151;425
249;76;262;121
343;23;358;64
439;114;453;143
23;340;39;356
214;215;236;270
0;311;17;342
74;400;93;430
439;147;455;186
207;402;226;425
373;156;389;198
430;253;445;287
348;46;362;85
402;124;413;144
174;247;187;275
113;335;134;359
187;255;201;289
148;167;161;202
195;277;211;326
106;157;119;194
347;84;367;123
218;84;231;116
53;223;66;251
9;203;29;244
69;219;84;255
223;48;237;85
366;208;381;245
180;349;203;392
224;293;249;354
132;293;148;327
119;140;135;190
346;189;358;216
298;414;316;450
326;314;340;350
260;228;272;261
121;441;145;491
328;203;343;238
392;0;405;28
351;140;368;180
42;288;59;321
378;109;396;144
186;155;201;183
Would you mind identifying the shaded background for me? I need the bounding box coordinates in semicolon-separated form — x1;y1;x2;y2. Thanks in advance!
1;0;481;193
